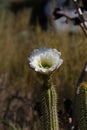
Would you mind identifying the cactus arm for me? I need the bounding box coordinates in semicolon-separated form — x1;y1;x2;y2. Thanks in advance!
72;62;87;128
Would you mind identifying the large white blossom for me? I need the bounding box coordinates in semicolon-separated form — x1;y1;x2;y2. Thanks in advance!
28;47;63;74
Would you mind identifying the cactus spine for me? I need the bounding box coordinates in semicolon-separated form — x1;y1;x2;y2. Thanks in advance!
77;82;87;130
40;76;59;130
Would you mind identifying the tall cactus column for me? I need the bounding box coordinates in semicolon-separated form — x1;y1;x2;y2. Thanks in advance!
77;82;87;130
40;75;59;130
28;47;63;130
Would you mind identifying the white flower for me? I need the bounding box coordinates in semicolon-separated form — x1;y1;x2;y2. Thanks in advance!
28;47;63;74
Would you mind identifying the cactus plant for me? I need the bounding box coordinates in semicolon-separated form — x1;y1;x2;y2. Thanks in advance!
77;82;87;130
28;47;63;130
40;76;59;130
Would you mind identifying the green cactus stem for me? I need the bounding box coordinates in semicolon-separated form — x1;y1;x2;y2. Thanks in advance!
40;76;59;130
77;82;87;130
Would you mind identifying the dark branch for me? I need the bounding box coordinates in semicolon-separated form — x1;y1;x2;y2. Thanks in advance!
53;6;87;36
72;0;87;36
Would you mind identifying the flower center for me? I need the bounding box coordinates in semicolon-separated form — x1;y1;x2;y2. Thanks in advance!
38;60;52;69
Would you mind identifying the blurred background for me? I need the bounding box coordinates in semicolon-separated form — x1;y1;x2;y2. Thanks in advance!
0;0;87;130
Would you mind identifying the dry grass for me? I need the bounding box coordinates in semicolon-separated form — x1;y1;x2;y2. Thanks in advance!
0;8;87;98
0;7;87;130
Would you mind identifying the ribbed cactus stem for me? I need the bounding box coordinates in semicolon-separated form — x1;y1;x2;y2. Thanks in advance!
40;77;59;130
77;82;87;130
